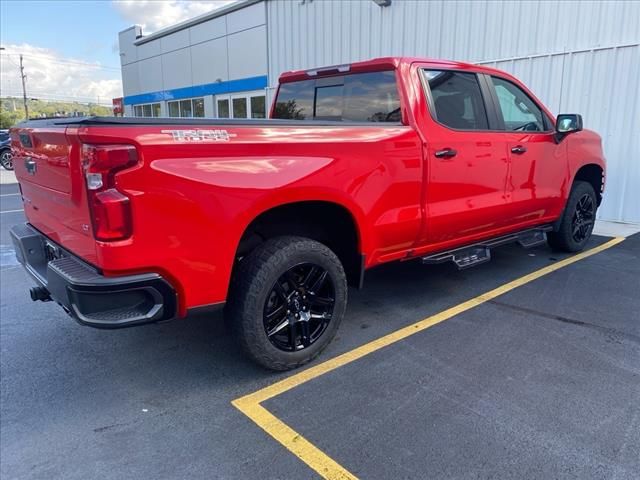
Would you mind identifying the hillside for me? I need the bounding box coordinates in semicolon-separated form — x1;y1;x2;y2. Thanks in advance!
0;97;113;128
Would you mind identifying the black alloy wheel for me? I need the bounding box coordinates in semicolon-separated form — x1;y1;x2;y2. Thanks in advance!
547;181;597;252
227;236;347;370
263;263;335;352
571;193;595;243
0;150;12;170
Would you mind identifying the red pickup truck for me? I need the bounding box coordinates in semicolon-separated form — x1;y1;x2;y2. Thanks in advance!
10;57;605;370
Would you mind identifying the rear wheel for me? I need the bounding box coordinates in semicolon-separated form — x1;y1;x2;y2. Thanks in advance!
227;236;347;370
548;181;597;252
0;150;13;170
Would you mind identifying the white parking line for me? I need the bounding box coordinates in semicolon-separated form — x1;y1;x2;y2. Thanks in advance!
0;193;20;197
0;209;24;214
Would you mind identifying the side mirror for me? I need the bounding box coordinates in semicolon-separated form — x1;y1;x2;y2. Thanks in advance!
556;114;583;134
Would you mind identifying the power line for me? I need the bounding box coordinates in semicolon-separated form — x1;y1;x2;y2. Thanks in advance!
2;90;113;103
0;50;120;107
1;52;121;71
1;83;121;100
2;93;113;106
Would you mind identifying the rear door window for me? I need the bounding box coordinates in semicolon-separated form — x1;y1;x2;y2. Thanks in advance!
273;71;401;122
422;70;489;130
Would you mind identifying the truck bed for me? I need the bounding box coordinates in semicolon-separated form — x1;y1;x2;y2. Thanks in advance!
11;115;421;314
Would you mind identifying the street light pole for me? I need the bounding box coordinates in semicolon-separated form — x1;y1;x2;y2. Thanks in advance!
19;54;29;119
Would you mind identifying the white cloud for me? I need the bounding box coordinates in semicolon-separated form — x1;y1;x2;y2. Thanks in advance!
0;44;122;104
112;0;237;33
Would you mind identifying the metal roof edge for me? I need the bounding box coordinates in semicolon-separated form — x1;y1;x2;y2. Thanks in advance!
132;0;263;45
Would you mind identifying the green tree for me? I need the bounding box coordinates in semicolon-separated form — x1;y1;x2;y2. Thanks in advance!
272;99;306;120
0;97;113;127
0;110;23;128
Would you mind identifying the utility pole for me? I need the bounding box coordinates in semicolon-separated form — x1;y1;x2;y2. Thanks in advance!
20;54;29;119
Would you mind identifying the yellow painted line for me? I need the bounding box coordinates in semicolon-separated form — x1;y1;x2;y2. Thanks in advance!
233;237;625;479
234;402;357;480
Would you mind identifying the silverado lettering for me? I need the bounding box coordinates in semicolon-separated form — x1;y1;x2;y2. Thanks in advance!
161;129;237;142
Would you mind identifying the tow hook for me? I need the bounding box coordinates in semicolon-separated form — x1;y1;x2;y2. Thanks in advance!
30;286;52;302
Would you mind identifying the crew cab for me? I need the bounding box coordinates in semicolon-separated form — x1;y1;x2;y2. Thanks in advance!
9;57;605;370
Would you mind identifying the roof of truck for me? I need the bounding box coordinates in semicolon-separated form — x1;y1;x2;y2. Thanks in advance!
278;56;509;82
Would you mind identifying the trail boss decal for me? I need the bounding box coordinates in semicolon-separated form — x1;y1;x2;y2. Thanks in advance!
161;129;237;142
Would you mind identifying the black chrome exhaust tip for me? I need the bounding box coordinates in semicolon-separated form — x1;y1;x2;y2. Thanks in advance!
30;286;51;302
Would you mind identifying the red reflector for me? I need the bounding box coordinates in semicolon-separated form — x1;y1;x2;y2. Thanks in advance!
90;188;132;241
82;144;137;172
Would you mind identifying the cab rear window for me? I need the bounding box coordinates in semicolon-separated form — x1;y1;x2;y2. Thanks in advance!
273;71;401;122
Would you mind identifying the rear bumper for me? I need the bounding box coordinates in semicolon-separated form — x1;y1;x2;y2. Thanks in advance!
10;223;177;328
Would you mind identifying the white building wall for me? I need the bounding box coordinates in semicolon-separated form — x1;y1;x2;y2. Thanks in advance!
266;0;640;223
118;1;268;106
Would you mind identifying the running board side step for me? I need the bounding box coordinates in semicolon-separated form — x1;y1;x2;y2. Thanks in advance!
421;226;552;270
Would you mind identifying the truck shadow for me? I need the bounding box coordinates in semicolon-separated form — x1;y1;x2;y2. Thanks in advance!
97;241;575;383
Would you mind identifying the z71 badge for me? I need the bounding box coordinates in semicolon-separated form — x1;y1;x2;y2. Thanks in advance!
161;129;237;142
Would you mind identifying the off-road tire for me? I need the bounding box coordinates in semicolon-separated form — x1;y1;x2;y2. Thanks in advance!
548;181;597;252
226;236;347;371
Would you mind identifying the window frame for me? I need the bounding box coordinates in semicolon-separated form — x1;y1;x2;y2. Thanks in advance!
231;94;249;119
216;91;267;119
272;70;403;124
419;68;555;134
216;96;230;118
249;94;266;119
133;102;161;118
484;74;554;133
419;68;498;132
167;97;205;118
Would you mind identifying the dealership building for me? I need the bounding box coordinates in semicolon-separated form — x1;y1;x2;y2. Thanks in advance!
118;0;639;224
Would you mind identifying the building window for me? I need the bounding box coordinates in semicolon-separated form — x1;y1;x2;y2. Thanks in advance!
133;103;161;117
250;95;266;118
168;101;179;117
232;97;247;118
193;98;205;117
179;99;193;118
217;98;230;118
216;93;266;119
167;97;205;118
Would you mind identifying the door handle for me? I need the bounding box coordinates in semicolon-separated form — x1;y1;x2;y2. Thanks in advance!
511;145;527;154
434;148;457;158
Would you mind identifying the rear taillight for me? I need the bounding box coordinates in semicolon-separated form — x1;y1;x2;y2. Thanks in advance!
82;144;138;241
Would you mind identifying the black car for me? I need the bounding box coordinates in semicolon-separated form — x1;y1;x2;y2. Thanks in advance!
0;130;12;170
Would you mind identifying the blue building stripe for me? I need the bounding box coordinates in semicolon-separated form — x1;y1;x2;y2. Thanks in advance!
123;75;268;105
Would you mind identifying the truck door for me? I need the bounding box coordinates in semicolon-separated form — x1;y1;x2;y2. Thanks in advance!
416;68;511;246
485;75;567;224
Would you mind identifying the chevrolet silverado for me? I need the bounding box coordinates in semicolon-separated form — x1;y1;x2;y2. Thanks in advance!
10;57;605;370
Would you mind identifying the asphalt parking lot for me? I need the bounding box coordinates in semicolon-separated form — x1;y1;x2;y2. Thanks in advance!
1;180;639;480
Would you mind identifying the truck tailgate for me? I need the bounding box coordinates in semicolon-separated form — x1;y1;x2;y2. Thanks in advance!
12;126;97;264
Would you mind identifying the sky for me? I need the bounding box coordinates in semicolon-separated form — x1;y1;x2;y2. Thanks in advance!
0;0;236;105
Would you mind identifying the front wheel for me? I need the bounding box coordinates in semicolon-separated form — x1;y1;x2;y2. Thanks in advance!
548;181;597;252
226;236;347;371
0;150;13;170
